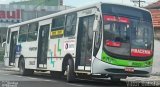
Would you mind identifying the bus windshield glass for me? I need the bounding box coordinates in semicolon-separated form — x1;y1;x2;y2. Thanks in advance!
102;4;154;59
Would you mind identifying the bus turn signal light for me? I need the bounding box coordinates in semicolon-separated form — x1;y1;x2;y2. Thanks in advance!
106;40;121;47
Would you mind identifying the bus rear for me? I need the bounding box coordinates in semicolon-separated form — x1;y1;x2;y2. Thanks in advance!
92;3;154;80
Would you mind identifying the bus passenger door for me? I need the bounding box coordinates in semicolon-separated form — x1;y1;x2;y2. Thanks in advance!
76;15;95;71
37;24;50;68
9;31;18;66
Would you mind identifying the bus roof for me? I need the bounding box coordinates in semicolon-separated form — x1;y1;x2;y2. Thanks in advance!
8;2;150;28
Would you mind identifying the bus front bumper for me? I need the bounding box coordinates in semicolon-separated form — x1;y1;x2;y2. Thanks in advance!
92;58;152;77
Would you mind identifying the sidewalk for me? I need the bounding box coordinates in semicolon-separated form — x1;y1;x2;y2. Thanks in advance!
125;75;160;86
2;66;51;74
0;62;19;71
2;66;19;72
126;75;160;81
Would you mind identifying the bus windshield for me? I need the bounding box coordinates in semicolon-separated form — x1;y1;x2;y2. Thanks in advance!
131;19;153;50
103;15;153;58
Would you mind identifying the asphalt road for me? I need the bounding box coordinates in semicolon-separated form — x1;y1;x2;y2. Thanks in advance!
0;63;127;87
0;71;126;87
0;65;159;87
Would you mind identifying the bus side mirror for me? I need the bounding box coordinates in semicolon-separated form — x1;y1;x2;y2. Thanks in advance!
2;41;6;48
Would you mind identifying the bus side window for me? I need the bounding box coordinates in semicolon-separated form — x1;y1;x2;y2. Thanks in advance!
28;22;38;41
7;29;11;43
51;15;65;39
64;13;77;37
18;24;28;43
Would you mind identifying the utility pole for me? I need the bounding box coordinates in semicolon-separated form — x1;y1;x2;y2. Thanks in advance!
131;0;145;7
34;0;48;18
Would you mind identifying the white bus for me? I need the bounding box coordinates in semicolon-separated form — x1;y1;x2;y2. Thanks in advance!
3;2;154;82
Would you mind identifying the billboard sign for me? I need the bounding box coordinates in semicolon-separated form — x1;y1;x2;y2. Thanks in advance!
0;9;21;23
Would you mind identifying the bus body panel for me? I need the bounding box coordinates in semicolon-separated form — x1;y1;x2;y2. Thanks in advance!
47;38;64;71
19;41;38;69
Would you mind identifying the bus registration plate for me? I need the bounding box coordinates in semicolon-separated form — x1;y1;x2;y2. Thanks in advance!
125;67;134;72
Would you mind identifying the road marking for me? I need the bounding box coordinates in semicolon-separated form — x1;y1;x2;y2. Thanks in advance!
43;79;57;82
3;74;9;75
25;77;57;82
26;77;39;80
17;76;23;78
67;83;83;87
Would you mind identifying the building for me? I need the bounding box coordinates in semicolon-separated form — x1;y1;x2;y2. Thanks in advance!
146;0;160;40
0;0;70;50
10;0;63;6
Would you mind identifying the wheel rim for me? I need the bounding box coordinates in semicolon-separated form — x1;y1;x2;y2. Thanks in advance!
66;65;69;80
63;65;69;80
19;62;24;73
64;65;69;76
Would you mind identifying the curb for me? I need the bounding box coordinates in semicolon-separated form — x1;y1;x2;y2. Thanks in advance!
2;67;19;72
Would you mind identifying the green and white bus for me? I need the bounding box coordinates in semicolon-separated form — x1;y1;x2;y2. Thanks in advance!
3;2;154;82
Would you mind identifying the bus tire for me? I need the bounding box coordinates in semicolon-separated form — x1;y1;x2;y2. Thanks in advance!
19;58;34;76
66;59;75;82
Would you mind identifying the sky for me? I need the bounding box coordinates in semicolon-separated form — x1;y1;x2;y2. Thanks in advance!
0;0;159;7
